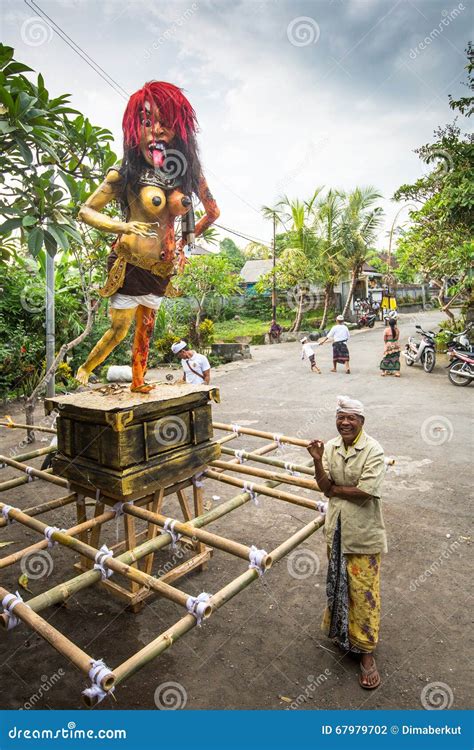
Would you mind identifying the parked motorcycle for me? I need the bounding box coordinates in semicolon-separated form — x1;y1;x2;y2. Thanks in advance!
402;325;436;372
447;349;474;386
444;323;474;354
357;312;377;328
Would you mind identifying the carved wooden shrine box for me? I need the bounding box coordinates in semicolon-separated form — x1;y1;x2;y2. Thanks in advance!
45;384;221;498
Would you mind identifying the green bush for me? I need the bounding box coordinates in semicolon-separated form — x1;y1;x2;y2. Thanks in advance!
154;332;182;363
198;319;215;348
242;295;272;320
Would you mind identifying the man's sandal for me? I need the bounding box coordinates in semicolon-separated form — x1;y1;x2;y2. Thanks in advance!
359;659;381;690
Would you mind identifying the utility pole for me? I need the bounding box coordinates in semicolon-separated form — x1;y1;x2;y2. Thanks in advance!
45;247;55;398
272;212;277;320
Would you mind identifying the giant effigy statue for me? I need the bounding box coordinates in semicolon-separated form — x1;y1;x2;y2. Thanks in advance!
76;81;219;392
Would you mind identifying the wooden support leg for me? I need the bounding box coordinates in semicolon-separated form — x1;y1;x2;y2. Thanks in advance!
82;498;105;571
192;482;208;571
141;489;164;576
123;513;140;597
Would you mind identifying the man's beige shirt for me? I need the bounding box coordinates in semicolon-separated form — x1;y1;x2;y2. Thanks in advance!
322;431;387;554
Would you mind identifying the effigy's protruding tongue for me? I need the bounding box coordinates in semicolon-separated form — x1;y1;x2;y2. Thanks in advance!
151;143;165;168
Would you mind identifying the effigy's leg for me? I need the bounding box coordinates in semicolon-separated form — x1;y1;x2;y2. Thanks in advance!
130;304;156;393
76;308;135;385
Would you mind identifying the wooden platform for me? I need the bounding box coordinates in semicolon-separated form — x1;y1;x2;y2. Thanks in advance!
45;384;221;497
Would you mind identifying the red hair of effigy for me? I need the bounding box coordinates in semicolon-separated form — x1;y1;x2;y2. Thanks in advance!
122;81;197;147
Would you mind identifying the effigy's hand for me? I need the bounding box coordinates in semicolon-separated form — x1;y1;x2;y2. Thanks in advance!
122;221;157;238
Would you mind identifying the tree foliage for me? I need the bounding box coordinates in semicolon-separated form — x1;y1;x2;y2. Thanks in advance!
0;43;116;258
393;45;474;318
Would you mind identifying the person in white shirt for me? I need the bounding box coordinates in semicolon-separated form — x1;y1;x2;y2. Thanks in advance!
300;337;321;374
318;315;351;374
171;340;211;384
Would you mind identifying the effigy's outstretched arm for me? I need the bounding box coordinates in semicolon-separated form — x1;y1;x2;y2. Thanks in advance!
78;170;152;238
194;175;220;237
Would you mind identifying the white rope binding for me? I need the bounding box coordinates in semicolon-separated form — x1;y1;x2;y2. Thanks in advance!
235;449;246;464
112;500;133;518
2;591;28;630
25;466;35;482
93;545;114;580
231;423;241;436
186;592;211;626
43;526;66;548
316;500;328;515
82;659;115;704
273;433;284;450
192;472;205;489
248;545;268;577
1;504;14;524
284;461;300;477
162;518;182;549
243;481;259;505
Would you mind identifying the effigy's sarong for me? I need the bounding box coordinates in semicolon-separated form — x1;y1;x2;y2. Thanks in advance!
99;245;176;298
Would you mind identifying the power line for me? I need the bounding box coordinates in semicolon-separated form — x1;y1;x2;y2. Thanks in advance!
24;0;130;100
214;223;271;248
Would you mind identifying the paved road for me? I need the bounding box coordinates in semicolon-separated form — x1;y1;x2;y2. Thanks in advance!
0;310;471;711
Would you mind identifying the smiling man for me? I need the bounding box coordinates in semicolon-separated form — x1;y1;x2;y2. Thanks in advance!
307;395;387;690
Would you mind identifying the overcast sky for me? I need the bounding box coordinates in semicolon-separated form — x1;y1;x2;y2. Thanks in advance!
2;0;471;249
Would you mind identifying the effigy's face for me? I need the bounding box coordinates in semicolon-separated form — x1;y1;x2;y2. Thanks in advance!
139;101;176;167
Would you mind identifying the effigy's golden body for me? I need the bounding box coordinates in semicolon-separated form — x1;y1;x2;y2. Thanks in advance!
75;82;219;392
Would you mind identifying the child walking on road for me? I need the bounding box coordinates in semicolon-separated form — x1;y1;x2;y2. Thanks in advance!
301;337;321;373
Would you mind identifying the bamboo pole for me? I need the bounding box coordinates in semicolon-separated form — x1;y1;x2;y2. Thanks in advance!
0;491;76;529
0;584;114;689
123;505;273;569
1;445;54;464
0;503;197;610
109;515;324;699
210;459;319;491
213;421;309;448
6;462;307;619
204;468;319;510
220;446;315;476
0;469;53;495
0;421;57;434
0;456;68;487
216;433;239;445
0;506;116;569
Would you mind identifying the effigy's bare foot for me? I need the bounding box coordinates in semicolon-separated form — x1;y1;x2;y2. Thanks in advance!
76;366;91;386
130;383;156;394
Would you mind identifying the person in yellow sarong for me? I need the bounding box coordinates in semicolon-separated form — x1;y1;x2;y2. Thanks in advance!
307;395;387;689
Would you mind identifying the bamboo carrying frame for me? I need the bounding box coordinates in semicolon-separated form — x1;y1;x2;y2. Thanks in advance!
0;418;325;707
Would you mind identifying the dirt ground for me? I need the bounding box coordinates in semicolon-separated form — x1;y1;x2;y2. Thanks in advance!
0;310;471;712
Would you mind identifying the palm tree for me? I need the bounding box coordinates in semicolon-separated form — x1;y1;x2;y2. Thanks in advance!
262;191;323;330
339;187;384;319
310;189;345;329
